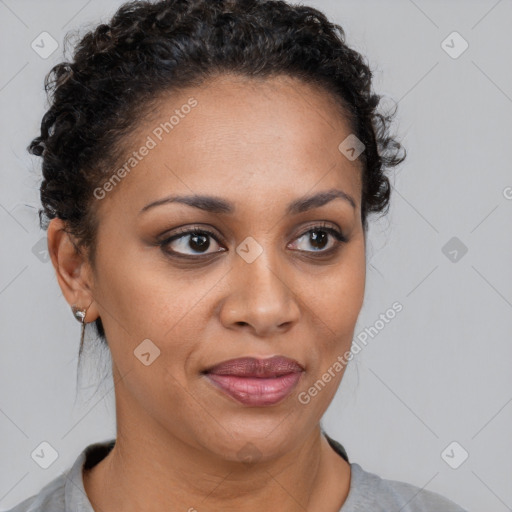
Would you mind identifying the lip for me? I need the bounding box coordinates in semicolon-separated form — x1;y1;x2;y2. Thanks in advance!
202;356;304;406
203;355;304;377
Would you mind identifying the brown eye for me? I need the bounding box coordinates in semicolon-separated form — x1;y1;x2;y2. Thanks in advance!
289;225;347;253
159;228;225;257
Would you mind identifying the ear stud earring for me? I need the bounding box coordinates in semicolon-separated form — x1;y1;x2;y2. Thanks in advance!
71;304;89;356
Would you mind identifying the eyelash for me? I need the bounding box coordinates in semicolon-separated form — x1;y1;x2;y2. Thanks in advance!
157;222;348;260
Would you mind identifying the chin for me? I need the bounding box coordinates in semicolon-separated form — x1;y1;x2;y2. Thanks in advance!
198;420;305;463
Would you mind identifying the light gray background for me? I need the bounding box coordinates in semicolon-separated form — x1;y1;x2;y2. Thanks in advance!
1;1;511;511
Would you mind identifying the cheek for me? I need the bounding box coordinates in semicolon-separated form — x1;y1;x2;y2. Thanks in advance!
303;240;365;395
298;259;364;414
94;243;199;337
313;243;366;334
94;248;221;386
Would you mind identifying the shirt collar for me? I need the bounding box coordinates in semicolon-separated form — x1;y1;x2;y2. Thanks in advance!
64;438;116;512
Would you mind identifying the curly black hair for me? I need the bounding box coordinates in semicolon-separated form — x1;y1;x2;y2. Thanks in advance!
29;0;406;355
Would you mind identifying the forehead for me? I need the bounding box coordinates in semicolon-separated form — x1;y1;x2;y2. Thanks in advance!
95;74;362;218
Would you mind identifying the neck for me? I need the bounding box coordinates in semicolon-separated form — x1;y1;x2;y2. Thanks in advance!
83;422;350;512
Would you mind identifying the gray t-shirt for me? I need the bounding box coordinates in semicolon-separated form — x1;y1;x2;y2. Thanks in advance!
6;436;468;512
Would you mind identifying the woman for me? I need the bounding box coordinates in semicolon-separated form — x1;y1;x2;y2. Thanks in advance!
9;0;468;510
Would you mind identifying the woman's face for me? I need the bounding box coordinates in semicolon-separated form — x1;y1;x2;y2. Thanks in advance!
80;74;366;460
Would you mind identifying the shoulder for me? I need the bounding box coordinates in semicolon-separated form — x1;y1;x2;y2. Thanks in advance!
5;438;115;512
342;462;468;512
4;472;67;512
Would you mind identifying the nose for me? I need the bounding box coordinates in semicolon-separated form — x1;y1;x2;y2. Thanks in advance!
218;249;301;337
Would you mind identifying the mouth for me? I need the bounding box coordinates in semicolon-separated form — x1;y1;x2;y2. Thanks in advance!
201;356;304;406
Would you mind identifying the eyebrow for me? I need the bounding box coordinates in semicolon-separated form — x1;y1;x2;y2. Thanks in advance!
139;188;356;216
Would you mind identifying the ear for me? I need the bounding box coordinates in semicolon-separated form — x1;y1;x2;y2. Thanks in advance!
47;218;100;323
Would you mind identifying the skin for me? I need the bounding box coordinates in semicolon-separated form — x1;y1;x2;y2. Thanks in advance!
47;73;366;512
